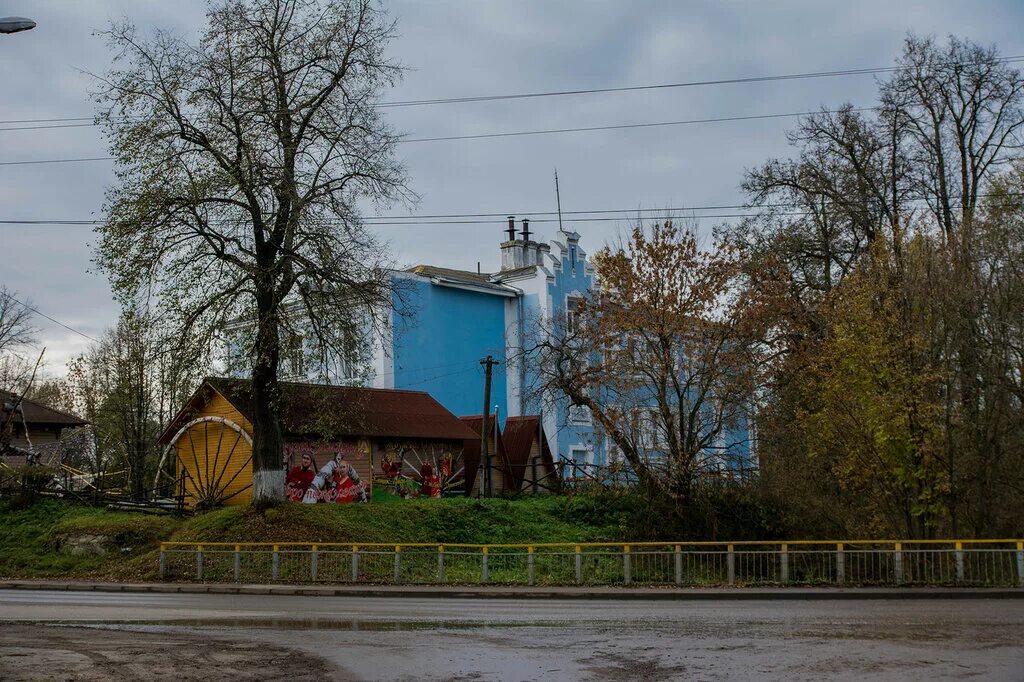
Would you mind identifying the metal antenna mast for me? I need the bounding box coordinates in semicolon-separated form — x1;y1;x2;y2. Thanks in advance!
554;170;564;232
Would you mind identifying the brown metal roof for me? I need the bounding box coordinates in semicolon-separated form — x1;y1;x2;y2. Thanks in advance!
459;415;512;494
502;416;557;489
0;391;88;427
159;377;478;443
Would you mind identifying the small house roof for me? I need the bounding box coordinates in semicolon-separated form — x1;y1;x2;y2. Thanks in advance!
158;377;478;444
405;265;520;295
0;391;88;427
459;415;512;492
502;415;557;488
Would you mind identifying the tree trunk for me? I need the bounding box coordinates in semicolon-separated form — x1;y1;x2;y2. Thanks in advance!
250;288;285;507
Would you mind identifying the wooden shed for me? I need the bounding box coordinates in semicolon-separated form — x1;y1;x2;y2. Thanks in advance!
1;391;89;466
502;416;560;493
157;377;477;508
459;415;512;496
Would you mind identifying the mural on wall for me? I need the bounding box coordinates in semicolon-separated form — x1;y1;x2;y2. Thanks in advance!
374;441;464;500
284;440;370;503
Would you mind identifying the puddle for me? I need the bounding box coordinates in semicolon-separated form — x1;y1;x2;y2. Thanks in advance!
9;618;578;632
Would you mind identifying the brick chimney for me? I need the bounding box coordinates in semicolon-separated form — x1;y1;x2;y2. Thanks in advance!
500;216;525;270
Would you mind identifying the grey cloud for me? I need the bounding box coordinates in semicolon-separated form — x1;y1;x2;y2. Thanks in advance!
2;0;1022;378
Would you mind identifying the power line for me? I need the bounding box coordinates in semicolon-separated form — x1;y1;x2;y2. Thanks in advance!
377;56;1024;108
3;54;1023;128
0;157;111;167
0;212;802;227
402;109;866;144
0;123;98;132
400;363;495;388
0;291;99;343
1;192;1018;228
0;107;869;167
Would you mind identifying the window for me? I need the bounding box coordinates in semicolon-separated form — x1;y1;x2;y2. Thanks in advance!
284;332;305;378
566;295;583;333
568;403;592;425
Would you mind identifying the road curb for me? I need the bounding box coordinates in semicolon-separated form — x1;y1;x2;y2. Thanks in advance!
1;580;1022;600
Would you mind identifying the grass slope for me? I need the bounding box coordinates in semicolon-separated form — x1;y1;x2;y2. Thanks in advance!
0;494;631;581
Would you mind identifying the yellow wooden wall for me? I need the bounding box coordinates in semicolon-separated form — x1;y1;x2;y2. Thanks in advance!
518;437;542;491
174;392;254;508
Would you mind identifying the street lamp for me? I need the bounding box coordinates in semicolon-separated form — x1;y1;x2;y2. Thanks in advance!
0;17;36;34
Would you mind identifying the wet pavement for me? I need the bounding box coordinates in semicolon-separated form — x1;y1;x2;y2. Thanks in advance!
1;590;1023;680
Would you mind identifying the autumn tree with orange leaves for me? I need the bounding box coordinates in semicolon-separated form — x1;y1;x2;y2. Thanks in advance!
529;221;769;501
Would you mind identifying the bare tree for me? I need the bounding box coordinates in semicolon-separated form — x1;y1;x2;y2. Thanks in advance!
93;0;411;505
65;310;209;498
0;287;38;392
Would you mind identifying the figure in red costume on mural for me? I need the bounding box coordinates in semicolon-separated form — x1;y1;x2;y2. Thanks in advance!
420;463;442;498
381;453;402;479
302;452;368;503
285;453;317;501
332;454;358;503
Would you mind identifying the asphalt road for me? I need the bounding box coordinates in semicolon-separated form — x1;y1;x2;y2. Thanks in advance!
2;590;1023;680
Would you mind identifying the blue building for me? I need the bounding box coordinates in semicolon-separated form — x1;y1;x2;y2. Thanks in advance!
367;218;601;469
247;217;754;476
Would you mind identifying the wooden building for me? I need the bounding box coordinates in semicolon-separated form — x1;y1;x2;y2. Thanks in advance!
1;391;89;466
502;416;559;493
458;415;559;495
459;415;512;496
157;377;477;508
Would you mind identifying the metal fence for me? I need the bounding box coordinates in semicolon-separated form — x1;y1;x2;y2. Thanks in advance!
159;540;1024;587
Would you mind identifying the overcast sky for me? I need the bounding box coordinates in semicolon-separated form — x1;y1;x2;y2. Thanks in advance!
3;0;1023;376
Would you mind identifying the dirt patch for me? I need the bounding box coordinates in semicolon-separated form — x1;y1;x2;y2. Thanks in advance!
580;650;689;680
0;623;346;681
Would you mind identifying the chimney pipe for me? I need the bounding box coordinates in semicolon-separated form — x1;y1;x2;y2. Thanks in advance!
521;218;531;242
506;216;517;242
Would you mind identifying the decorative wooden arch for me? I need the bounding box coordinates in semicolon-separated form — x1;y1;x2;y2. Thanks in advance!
156;416;254;509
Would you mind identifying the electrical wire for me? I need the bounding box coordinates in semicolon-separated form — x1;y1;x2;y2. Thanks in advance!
1;193;1018;228
3;54;1022;127
0;107;870;166
0;290;99;342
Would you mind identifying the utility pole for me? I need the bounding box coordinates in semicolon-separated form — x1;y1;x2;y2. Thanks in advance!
480;355;499;497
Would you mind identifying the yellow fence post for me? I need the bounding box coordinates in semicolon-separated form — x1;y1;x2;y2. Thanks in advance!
836;543;845;585
393;545;401;583
234;544;242;582
1017;542;1024;588
675;544;683;585
437;544;445;583
351;545;359;582
575;545;582;584
310;544;318;582
727;544;735;586
481;546;490;583
272;544;280;580
623;544;632;585
954;541;964;584
893;542;903;585
527;545;535;586
159;543;166;580
780;543;789;584
196;544;203;581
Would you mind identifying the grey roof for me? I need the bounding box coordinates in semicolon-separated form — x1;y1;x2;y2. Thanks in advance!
491;265;538;281
405;264;519;294
406;264;492;283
